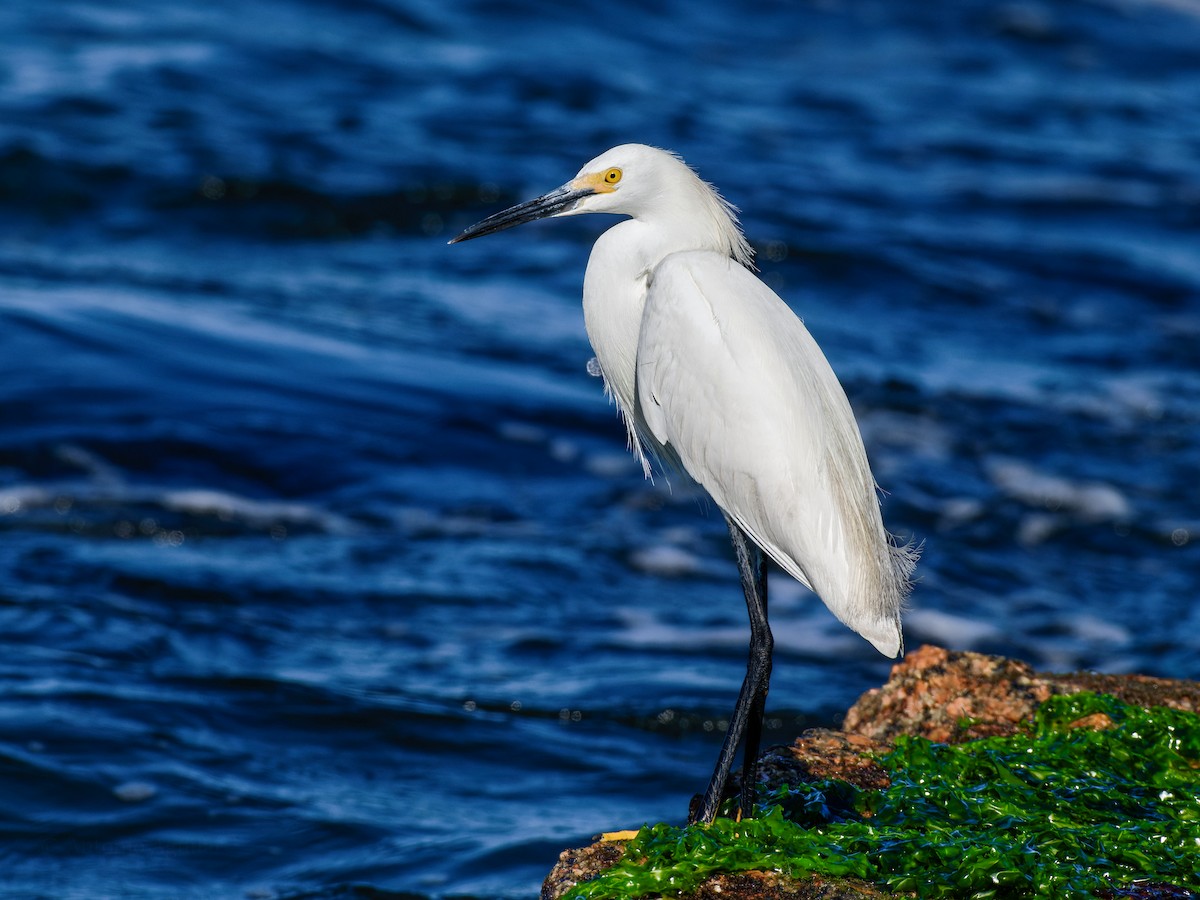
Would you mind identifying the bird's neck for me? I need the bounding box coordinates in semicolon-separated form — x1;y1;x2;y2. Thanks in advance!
581;216;739;471
581;220;654;428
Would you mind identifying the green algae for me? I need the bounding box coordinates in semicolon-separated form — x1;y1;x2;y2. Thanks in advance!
570;693;1200;899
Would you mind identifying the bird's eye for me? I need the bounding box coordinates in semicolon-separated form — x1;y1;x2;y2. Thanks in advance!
603;167;622;185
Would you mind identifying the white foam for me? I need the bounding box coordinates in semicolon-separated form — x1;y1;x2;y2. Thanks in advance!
1066;614;1132;646
497;421;546;443
161;489;350;532
584;453;637;478
937;497;985;529
986;456;1132;520
630;544;705;577
548;439;579;462
904;607;1004;648
0;485;51;515
1017;512;1063;546
112;781;158;803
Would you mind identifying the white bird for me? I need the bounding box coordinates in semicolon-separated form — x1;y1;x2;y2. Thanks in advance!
450;144;916;825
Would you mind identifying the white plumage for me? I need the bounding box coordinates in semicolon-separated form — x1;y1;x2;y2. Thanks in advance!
451;143;916;823
567;145;914;656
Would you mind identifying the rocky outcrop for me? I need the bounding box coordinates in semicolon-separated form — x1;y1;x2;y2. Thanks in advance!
541;646;1200;900
843;645;1200;744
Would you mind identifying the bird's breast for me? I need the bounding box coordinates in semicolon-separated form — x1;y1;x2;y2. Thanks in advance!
581;234;655;422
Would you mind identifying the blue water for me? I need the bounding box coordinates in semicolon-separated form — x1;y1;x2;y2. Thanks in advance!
1;1;1199;897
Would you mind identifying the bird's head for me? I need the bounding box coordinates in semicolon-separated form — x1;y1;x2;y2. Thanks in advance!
450;145;751;267
448;144;653;243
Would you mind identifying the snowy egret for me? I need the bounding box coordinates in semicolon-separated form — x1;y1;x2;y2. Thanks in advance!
451;144;916;825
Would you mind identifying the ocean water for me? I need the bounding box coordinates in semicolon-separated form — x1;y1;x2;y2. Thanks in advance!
1;0;1198;897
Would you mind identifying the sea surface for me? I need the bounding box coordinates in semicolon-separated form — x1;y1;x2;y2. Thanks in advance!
1;1;1198;897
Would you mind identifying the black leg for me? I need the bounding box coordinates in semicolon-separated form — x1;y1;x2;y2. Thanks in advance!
690;515;773;825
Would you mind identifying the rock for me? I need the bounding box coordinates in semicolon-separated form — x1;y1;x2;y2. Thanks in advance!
845;645;1200;744
542;843;627;900
541;646;1200;900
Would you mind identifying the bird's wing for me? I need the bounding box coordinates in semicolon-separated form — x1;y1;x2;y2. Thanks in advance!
636;251;905;655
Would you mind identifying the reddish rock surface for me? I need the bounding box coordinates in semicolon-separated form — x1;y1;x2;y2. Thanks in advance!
844;644;1200;744
541;646;1200;900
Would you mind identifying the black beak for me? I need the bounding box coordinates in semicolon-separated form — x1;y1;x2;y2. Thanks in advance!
449;184;593;244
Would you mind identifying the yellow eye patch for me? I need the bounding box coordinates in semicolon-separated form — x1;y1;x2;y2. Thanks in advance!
570;167;623;194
